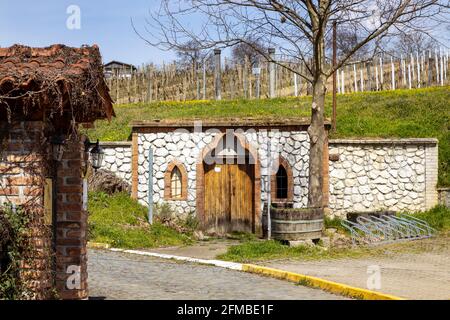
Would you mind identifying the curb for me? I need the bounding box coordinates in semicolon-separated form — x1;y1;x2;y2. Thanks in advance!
108;248;243;271
87;242;111;249
241;264;404;300
88;244;404;300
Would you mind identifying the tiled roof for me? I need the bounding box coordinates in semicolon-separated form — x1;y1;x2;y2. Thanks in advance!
0;44;114;123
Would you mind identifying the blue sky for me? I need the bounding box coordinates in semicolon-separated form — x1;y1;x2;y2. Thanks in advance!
0;0;174;65
1;1;448;66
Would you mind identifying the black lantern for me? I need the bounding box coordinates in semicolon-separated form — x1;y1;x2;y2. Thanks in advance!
51;135;66;162
84;139;104;171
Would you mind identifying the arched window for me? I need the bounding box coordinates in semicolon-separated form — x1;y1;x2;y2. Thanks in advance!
164;160;188;200
276;165;288;199
170;167;182;199
271;157;294;203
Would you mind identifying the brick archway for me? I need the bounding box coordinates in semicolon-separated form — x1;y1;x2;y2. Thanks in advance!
270;156;294;203
196;132;261;234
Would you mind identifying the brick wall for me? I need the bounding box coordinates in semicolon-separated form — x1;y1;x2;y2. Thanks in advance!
0;121;52;299
0;121;88;300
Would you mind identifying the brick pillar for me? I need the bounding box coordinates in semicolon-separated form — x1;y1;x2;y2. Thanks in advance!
425;142;439;210
131;132;138;199
55;137;88;300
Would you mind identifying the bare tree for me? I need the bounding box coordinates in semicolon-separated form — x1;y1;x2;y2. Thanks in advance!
232;37;267;66
326;27;373;61
176;40;206;71
395;32;438;55
133;0;449;209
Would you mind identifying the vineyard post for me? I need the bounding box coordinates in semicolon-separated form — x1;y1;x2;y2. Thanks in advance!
255;59;261;99
375;63;379;91
268;48;276;98
417;52;421;88
366;62;372;91
391;57;395;90
401;55;406;88
440;47;444;86
435;49;440;85
360;66;364;91
203;60;206;100
408;62;412;89
214;49;222;100
380;56;384;90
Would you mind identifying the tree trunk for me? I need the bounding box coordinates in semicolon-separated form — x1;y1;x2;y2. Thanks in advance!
307;74;327;208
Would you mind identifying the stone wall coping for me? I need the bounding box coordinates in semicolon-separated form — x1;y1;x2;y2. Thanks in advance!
437;187;450;191
131;118;331;129
329;138;438;146
99;141;132;147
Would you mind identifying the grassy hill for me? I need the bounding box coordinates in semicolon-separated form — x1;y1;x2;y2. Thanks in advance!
83;86;450;186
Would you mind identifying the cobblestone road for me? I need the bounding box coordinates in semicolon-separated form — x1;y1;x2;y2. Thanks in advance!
88;249;346;300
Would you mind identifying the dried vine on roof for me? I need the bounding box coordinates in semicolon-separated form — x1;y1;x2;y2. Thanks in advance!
0;44;114;124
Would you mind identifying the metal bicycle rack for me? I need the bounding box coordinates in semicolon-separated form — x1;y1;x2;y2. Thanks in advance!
341;213;435;246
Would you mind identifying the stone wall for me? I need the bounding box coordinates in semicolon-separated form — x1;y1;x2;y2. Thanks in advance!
98;135;441;219
100;142;132;184
135;129;311;215
328;139;439;218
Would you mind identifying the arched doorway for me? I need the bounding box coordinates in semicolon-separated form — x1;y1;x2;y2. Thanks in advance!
196;132;260;234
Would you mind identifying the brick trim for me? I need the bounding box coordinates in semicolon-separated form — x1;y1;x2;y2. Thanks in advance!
270;156;294;203
131;132;138;199
196;132;261;234
163;160;188;201
322;134;329;208
424;143;438;209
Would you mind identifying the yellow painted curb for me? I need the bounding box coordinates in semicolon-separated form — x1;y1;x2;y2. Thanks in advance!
242;264;404;300
87;242;111;249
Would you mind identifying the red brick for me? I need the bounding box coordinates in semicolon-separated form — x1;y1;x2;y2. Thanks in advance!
57;203;82;211
58;186;82;194
23;186;43;196
65;177;82;186
0;185;20;195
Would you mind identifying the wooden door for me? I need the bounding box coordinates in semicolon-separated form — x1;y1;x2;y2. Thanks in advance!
203;161;254;234
229;163;254;233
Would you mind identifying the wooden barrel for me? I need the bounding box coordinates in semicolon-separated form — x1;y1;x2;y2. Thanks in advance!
271;207;324;241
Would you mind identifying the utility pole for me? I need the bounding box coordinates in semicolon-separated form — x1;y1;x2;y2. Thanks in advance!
332;21;337;133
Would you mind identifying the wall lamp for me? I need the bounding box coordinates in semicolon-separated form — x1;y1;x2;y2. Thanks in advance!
84;138;104;171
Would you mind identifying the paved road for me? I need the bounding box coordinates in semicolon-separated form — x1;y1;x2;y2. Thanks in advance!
265;235;450;300
88;249;346;300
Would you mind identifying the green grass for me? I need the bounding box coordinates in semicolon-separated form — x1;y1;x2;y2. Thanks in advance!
84;87;450;186
216;239;363;263
88;191;193;249
406;205;450;231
